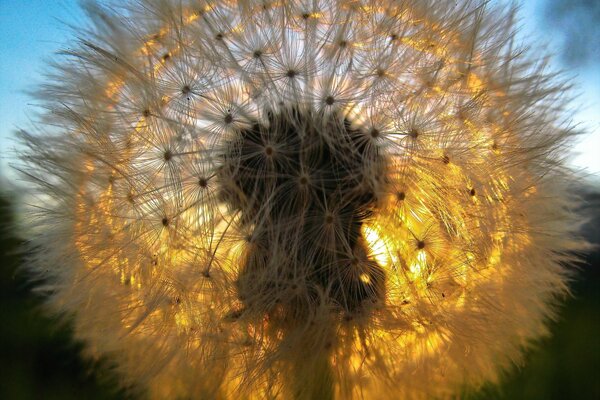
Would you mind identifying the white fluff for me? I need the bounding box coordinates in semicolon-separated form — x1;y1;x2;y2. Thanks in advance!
18;0;586;399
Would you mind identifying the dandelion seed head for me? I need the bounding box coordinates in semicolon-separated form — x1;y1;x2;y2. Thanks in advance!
18;0;586;399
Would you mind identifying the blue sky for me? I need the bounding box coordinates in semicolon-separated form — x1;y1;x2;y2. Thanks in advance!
1;0;599;181
0;0;85;178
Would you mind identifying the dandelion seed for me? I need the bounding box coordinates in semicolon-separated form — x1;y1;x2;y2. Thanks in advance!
18;0;586;399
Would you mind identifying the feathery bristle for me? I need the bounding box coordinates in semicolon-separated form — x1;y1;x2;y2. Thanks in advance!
17;0;585;399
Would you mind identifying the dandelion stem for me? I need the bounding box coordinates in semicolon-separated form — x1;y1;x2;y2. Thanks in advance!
292;353;335;400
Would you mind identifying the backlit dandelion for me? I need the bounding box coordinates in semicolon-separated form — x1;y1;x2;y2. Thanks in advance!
18;0;586;399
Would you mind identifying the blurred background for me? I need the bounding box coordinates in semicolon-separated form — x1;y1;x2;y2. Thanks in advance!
0;0;598;399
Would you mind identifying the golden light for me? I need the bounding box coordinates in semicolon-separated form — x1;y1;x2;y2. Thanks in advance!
19;0;585;399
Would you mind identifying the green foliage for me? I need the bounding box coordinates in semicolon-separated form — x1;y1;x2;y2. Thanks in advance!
0;194;121;400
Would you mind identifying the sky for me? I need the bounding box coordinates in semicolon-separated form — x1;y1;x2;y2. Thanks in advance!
1;0;599;182
0;0;85;179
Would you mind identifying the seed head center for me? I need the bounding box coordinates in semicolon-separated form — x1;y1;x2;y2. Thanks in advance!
220;108;388;316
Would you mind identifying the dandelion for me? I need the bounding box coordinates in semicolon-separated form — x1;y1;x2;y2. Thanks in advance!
18;0;586;399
